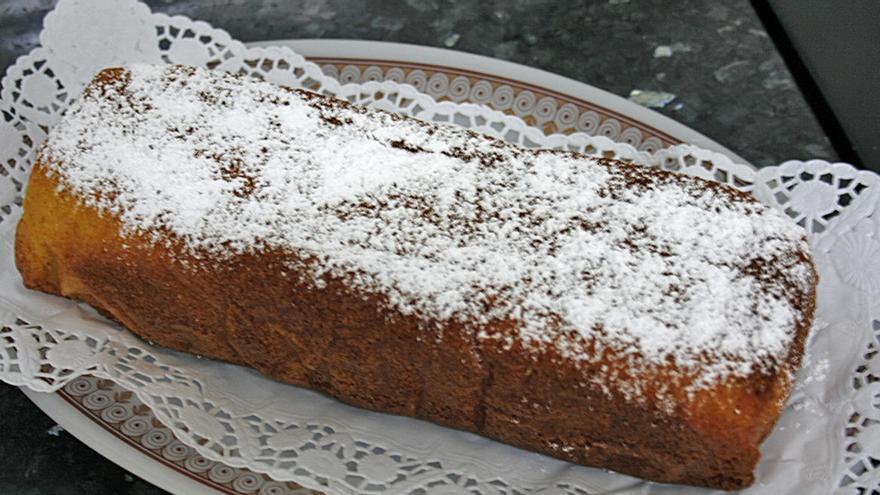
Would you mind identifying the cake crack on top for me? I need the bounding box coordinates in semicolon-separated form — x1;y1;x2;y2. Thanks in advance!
41;64;814;393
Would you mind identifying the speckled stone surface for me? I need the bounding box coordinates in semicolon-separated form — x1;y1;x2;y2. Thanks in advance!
0;0;835;493
0;384;169;495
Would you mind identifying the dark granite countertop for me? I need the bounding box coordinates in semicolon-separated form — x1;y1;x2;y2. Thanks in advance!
0;0;835;493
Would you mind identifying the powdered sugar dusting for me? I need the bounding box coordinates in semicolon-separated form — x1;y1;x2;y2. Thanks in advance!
39;65;815;391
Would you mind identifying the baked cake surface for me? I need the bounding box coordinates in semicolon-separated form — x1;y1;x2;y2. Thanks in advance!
16;65;817;490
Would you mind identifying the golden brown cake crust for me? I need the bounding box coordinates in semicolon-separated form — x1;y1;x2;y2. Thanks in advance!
15;66;818;490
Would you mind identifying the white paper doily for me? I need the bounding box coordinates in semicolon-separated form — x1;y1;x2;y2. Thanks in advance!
1;1;879;493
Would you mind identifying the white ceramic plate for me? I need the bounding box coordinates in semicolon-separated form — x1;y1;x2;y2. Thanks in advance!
21;39;745;495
